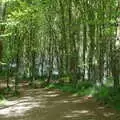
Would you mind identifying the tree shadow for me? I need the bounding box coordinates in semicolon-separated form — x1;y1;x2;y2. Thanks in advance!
0;88;119;120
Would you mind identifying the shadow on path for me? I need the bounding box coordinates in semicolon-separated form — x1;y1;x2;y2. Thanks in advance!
0;88;120;120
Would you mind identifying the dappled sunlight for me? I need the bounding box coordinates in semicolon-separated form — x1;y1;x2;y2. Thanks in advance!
54;98;84;104
72;110;89;114
0;101;40;117
95;106;117;118
47;91;57;94
97;106;105;110
0;91;47;118
54;100;70;104
71;99;84;103
43;94;60;98
103;112;115;117
64;109;96;119
0;89;63;119
0;88;120;120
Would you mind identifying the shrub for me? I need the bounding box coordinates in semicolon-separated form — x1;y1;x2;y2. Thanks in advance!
95;86;120;110
0;94;4;100
95;86;110;103
77;81;93;90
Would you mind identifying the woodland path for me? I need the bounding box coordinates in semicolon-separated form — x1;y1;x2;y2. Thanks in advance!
0;88;120;120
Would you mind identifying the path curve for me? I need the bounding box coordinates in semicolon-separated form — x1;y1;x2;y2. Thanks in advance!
0;88;120;120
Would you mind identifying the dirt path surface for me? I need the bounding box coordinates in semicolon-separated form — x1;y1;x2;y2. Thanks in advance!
0;88;120;120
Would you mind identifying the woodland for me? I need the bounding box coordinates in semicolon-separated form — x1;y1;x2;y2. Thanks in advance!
0;0;120;119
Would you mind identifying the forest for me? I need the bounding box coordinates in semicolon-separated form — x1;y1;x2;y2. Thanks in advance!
0;0;120;120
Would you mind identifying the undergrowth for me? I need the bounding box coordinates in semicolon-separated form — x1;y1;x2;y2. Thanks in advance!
95;86;120;110
46;82;96;96
46;82;120;110
0;87;20;100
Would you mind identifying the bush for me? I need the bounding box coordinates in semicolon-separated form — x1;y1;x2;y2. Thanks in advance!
47;83;77;93
77;81;93;90
0;94;4;100
95;86;120;110
95;86;110;103
47;83;56;89
59;76;70;84
61;85;77;93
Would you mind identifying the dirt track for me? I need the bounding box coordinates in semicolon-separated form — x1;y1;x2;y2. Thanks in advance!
0;88;120;120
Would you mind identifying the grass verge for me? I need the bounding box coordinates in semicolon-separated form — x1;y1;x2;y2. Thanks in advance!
46;82;120;111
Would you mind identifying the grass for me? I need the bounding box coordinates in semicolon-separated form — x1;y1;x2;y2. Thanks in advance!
0;93;6;106
0;87;21;100
95;86;120;110
46;82;120;111
46;82;96;96
0;98;6;106
0;79;120;111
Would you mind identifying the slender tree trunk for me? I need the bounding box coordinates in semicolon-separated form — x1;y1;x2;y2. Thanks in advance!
15;51;20;92
83;25;87;81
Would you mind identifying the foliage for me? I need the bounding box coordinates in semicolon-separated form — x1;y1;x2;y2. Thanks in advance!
0;97;6;105
47;81;95;95
95;86;120;110
47;83;77;93
76;81;93;90
0;0;120;111
47;82;120;110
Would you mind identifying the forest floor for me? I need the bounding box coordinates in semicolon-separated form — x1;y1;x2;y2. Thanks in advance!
0;87;120;120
